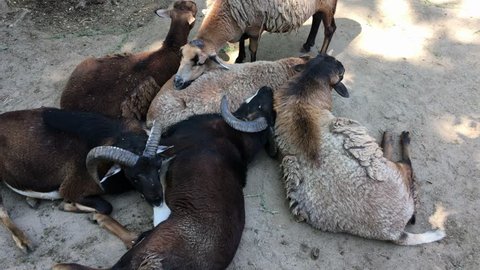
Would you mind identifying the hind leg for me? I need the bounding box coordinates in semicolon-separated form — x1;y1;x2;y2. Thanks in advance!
319;12;336;54
400;131;416;224
0;193;33;252
381;131;394;160
91;213;138;249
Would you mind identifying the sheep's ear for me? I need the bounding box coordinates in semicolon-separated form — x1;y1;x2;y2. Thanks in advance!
100;164;122;185
333;82;349;98
155;8;171;19
294;64;306;72
198;52;208;65
187;14;196;25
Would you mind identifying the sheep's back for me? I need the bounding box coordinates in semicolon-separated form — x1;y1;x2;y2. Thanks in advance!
146;57;304;129
281;117;415;241
227;0;318;33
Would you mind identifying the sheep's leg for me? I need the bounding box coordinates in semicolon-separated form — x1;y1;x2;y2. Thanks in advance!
319;12;336;54
302;12;322;52
399;131;417;225
0;193;32;253
60;196;113;215
381;131;394;160
91;213;138;249
249;36;259;62
235;34;247;63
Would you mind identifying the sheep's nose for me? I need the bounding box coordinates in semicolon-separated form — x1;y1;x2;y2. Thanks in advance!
174;75;184;89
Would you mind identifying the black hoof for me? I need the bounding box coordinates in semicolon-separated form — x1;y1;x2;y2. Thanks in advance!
301;43;312;53
401;131;411;145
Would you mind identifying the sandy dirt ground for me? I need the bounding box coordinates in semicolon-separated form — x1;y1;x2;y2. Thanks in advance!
1;0;479;269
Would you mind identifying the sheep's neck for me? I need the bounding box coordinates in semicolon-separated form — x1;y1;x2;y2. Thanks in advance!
197;0;243;54
162;19;191;51
275;80;334;162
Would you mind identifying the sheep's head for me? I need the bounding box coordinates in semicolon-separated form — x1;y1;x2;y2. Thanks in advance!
155;0;197;27
174;39;229;90
221;87;277;156
294;54;349;99
86;121;172;207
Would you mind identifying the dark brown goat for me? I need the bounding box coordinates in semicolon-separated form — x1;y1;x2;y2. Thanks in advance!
0;108;167;252
54;87;276;270
60;0;197;120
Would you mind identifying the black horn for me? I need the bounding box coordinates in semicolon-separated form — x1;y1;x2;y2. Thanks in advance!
143;120;162;157
220;96;268;133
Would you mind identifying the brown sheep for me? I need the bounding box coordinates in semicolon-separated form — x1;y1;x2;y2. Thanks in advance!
0;108;168;252
60;0;197;120
53;88;276;270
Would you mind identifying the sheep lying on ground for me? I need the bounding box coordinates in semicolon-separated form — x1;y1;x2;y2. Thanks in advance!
0;108;168;252
54;87;276;270
60;0;197;120
274;54;446;245
147;56;309;129
173;0;338;89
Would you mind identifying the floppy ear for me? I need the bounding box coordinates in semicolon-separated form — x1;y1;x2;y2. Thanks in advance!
294;64;306;72
155;8;171;19
333;82;349;98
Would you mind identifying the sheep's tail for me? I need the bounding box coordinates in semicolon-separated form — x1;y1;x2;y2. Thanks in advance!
52;263;109;270
393;230;446;245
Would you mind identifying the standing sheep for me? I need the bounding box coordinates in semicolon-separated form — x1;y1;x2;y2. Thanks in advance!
60;0;197;120
274;54;446;244
173;0;338;89
147;56;309;129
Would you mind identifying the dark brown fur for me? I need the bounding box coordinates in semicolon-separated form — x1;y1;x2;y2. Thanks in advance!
61;0;197;120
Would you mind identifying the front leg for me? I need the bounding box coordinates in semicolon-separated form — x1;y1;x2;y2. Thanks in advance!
235;34;247;63
60;196;113;215
302;12;322;52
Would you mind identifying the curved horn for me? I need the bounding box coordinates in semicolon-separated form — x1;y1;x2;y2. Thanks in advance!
220;96;268;133
210;55;230;70
143;120;162;157
86;146;140;188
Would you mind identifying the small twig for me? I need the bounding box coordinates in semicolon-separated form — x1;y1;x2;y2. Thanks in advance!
9;8;30;28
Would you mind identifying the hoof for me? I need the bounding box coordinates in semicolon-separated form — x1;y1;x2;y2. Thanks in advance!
301;43;312;53
401;131;411;145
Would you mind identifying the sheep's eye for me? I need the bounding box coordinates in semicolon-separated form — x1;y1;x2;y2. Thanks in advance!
191;55;204;67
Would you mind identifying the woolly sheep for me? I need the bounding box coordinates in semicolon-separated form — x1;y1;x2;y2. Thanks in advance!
173;0;338;89
146;56;309;129
274;54;446;245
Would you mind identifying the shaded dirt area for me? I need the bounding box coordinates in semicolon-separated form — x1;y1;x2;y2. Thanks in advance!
1;0;479;269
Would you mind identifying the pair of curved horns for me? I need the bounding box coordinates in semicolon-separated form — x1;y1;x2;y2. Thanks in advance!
86;121;163;189
220;96;268;133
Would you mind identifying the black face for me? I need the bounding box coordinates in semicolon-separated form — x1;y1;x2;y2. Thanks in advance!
297;54;348;97
123;156;164;206
234;86;276;127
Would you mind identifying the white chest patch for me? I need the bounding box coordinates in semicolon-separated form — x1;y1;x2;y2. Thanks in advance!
4;182;62;200
153;203;171;226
